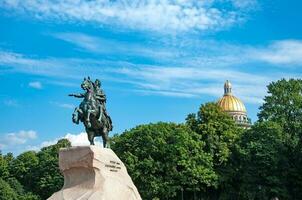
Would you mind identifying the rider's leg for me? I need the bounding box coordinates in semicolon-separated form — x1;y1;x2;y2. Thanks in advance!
97;105;103;122
86;110;92;128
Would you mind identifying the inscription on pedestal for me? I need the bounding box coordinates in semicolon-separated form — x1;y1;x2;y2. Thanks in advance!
105;160;121;172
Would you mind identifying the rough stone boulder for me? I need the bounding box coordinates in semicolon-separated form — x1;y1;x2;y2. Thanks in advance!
47;146;141;200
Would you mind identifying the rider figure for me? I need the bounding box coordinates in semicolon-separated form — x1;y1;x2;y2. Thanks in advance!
94;79;113;131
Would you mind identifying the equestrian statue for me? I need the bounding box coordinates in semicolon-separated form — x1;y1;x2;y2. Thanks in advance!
69;77;113;148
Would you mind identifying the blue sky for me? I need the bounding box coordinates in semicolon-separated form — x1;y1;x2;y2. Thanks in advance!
0;0;302;155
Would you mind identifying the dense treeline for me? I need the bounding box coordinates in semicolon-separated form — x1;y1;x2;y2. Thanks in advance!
0;78;301;199
0;139;71;200
111;78;302;200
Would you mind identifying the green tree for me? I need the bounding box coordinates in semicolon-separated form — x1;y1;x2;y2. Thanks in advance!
19;193;40;200
258;78;302;143
258;78;302;199
1;139;70;199
0;178;18;200
186;102;241;166
186;102;242;199
9;151;39;190
6;177;25;196
6;177;40;200
3;153;14;164
33;139;71;199
0;152;10;180
236;121;288;200
112;122;217;200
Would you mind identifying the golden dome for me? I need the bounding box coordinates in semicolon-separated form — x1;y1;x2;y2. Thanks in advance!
217;95;247;113
217;80;247;113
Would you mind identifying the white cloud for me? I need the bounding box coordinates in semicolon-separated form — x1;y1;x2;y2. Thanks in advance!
0;51;102;79
0;130;37;149
135;89;198;98
0;51;75;78
50;101;75;109
52;32;302;67
46;80;78;88
3;99;19;107
249;40;302;65
27;132;103;151
0;0;256;33
29;81;43;89
231;0;258;9
64;133;92;146
114;66;269;83
112;66;269;104
59;103;75;109
52;32;177;59
0;38;301;105
54;32;100;52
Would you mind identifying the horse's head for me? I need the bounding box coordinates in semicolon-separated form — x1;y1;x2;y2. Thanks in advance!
81;77;93;91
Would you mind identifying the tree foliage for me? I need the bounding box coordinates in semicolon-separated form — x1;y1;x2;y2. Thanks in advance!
0;139;71;200
10;151;39;190
32;139;71;199
258;78;302;199
258;78;302;141
216;78;302;200
0;153;9;180
186;102;241;166
235;121;288;199
186;102;242;199
112;122;217;199
0;178;18;200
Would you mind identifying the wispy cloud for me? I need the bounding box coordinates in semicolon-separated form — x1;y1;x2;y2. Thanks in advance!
249;40;302;66
0;51;76;78
59;103;75;109
52;32;302;67
52;32;177;59
50;101;75;109
29;81;43;89
0;51;105;79
111;66;269;103
0;130;37;149
0;37;301;104
231;0;258;9
0;0;257;33
53;32;100;52
46;80;78;88
3;99;20;107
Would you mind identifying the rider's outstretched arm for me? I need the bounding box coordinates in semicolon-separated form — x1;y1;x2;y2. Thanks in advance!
69;93;85;98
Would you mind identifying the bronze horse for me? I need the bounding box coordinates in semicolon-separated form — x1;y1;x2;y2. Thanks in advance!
69;77;112;147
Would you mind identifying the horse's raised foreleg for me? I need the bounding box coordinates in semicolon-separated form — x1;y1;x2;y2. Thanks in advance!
72;108;80;124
